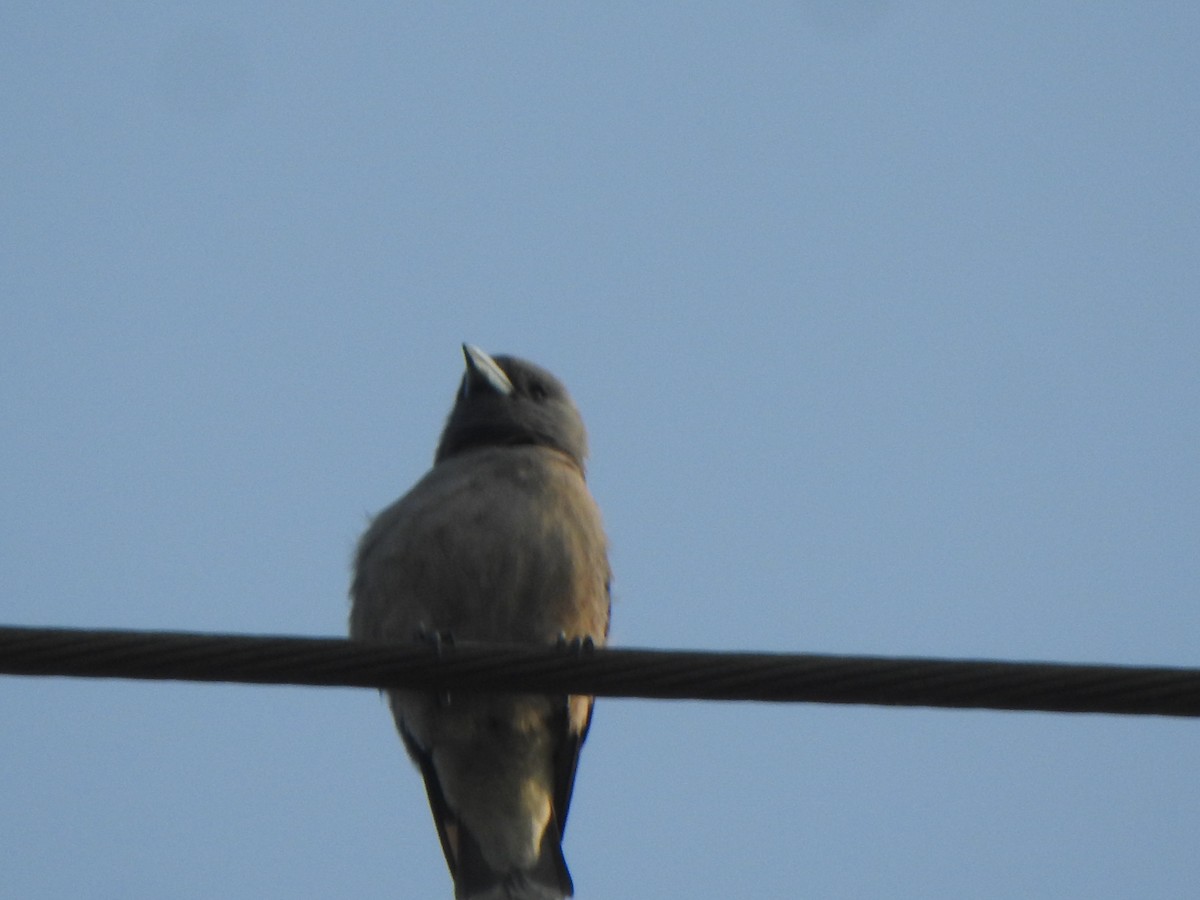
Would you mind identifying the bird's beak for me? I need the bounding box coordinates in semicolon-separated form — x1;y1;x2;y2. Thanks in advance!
461;344;514;397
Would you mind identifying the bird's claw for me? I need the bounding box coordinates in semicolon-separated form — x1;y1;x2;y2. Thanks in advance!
555;633;596;718
556;632;596;655
415;626;455;708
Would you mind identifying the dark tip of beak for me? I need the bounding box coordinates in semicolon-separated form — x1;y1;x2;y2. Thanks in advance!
461;344;515;397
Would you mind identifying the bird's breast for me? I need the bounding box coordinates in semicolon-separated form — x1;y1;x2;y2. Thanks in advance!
351;446;609;646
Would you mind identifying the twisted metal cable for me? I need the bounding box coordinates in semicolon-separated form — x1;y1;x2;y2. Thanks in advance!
1;624;1198;717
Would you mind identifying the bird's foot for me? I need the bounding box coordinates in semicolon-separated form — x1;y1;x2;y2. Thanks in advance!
556;632;596;655
555;633;596;716
414;626;455;708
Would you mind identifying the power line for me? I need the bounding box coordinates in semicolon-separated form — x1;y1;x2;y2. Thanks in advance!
1;624;1197;718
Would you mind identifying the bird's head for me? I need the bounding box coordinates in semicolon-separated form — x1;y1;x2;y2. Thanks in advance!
434;344;589;472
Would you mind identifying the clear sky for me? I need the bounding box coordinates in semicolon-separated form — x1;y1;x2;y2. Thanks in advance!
3;4;1198;898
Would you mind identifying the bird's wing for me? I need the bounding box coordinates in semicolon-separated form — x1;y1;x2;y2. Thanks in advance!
551;694;593;837
398;725;463;881
553;577;610;836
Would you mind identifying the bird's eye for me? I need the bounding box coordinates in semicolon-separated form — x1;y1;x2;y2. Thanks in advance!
528;382;549;402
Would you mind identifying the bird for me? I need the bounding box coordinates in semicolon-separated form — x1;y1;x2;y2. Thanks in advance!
350;344;611;900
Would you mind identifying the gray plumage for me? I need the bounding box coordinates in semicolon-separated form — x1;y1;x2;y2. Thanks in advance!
350;345;610;900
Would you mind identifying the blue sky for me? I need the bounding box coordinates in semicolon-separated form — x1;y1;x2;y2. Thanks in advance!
2;4;1198;898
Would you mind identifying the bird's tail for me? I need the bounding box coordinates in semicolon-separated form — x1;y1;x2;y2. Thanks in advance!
455;820;573;900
